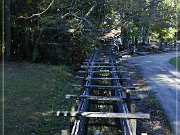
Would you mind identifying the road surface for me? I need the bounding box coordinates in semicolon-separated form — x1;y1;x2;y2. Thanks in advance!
126;52;180;134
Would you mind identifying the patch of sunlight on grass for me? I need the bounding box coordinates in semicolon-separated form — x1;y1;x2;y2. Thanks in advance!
42;110;54;116
169;56;180;70
3;62;77;135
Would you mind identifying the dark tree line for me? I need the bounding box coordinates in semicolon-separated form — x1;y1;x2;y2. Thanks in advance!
2;0;180;65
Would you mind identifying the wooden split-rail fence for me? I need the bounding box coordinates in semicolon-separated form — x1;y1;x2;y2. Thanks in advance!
57;45;150;135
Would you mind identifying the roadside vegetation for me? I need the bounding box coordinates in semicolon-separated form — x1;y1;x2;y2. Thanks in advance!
1;62;78;135
169;56;180;70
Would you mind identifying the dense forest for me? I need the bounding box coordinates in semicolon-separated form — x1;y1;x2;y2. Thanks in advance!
2;0;180;65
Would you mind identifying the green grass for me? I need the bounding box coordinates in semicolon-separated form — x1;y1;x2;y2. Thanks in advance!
169;56;180;70
1;62;79;135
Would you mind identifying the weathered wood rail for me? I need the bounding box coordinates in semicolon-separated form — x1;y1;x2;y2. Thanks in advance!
57;45;150;135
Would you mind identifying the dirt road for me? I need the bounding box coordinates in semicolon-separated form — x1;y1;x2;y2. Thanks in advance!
127;52;180;134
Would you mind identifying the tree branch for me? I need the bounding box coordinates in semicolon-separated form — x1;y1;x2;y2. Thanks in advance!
18;0;55;19
85;1;97;17
62;12;93;27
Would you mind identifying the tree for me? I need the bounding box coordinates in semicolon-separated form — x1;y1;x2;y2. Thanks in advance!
4;0;11;60
7;0;179;64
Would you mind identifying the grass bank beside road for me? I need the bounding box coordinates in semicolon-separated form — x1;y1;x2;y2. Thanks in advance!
169;56;180;70
1;62;78;135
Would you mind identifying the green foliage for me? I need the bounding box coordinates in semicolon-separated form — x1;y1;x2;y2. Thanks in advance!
8;0;179;62
169;56;180;70
10;0;106;64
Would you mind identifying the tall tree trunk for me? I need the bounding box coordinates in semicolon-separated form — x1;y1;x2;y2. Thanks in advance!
4;0;11;60
122;28;129;49
24;28;30;59
142;0;157;45
32;30;42;62
135;37;138;45
23;21;30;59
142;27;149;44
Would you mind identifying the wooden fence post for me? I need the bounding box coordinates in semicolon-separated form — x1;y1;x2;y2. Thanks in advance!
131;101;137;135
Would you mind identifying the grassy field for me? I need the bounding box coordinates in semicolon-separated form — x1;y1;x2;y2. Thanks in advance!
169;56;180;70
1;62;79;135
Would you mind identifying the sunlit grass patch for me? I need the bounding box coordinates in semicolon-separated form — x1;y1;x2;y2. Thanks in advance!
169;56;180;70
1;62;77;135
